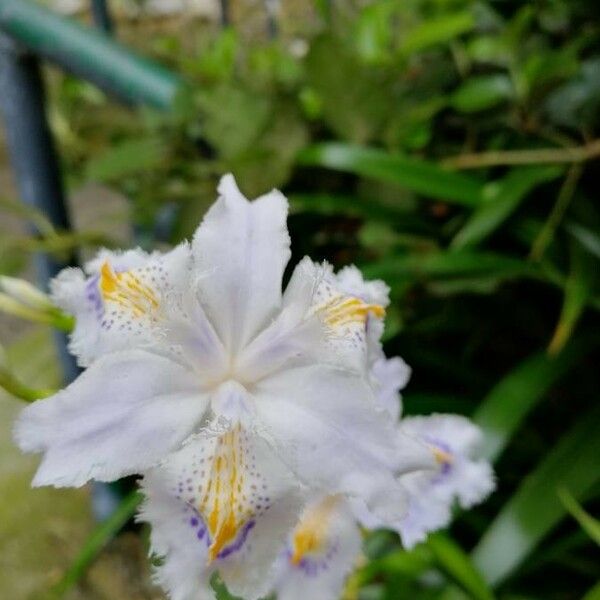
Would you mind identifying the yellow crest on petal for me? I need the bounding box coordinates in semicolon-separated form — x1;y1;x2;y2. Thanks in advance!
99;261;160;318
291;496;340;565
199;425;255;562
321;296;385;329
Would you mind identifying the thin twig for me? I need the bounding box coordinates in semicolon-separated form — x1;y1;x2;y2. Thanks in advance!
443;140;600;170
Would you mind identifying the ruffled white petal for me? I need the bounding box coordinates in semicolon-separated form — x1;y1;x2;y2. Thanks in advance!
370;356;411;420
274;496;362;600
192;174;291;354
235;262;325;381
14;350;207;487
51;243;191;367
139;427;303;600
335;265;390;308
140;470;216;600
254;364;429;521
282;258;388;374
394;414;495;547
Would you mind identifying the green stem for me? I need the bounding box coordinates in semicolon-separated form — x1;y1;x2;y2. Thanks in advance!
0;371;55;402
51;491;143;598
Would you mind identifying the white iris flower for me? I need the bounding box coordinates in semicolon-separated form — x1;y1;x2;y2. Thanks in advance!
272;420;494;600
15;175;446;600
271;292;495;600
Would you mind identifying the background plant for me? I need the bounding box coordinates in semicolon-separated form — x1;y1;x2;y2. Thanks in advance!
0;0;599;598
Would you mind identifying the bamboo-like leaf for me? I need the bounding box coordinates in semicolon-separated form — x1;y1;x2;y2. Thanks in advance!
566;222;600;261
582;580;600;600
557;487;600;545
473;342;586;462
51;491;143;597
428;533;495;600
85;137;165;182
288;192;408;222
548;242;595;355
362;251;536;284
399;12;475;56
450;75;514;113
451;166;563;249
472;406;600;586
297;143;485;206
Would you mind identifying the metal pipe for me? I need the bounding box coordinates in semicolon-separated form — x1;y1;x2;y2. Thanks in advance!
220;0;230;27
265;0;278;39
0;34;79;383
90;0;113;34
0;0;183;109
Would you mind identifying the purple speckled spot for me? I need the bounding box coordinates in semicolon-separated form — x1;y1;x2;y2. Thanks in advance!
85;275;104;318
286;539;338;578
190;517;199;527
424;437;454;483
216;520;256;559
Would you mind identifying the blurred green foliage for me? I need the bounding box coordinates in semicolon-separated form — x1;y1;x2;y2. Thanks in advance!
2;0;600;598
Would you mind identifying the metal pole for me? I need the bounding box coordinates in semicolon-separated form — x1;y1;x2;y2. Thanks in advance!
265;0;278;39
90;0;113;34
220;0;229;27
0;0;183;110
0;34;80;384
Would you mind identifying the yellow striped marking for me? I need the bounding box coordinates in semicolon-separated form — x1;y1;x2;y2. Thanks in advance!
99;261;159;318
321;296;385;329
200;426;252;562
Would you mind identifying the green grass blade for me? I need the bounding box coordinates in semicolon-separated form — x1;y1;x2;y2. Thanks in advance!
557;488;600;545
472;406;600;586
51;490;143;597
473;343;585;462
428;533;495;600
297;143;485;206
451;166;563;249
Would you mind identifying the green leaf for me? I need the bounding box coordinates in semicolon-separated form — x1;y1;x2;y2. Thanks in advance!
355;1;396;64
548;242;595;355
582;580;600;600
472;406;600;586
557;488;600;545
357;546;432;585
85;137;165;182
473;342;586;462
297;143;485;206
51;491;143;597
450;75;514;113
362;251;535;283
197;84;271;160
399;12;476;56
305;36;391;144
452;166;563;249
288;193;406;221
428;533;495;600
566;222;600;261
